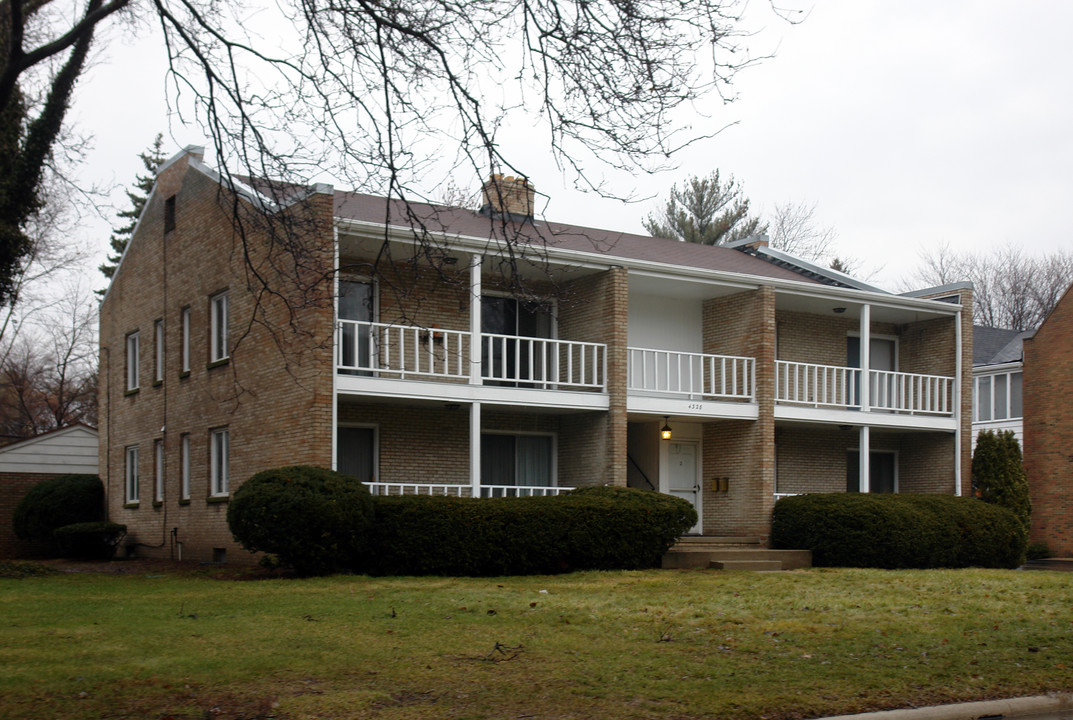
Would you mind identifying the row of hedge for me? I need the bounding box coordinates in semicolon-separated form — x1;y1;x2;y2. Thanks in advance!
771;492;1027;569
12;475;128;560
227;466;698;576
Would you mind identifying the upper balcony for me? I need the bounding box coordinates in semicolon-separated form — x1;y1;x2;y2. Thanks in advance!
335;319;608;409
626;346;758;419
775;359;956;429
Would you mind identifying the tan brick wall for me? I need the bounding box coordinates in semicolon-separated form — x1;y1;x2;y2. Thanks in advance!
100;156;335;563
1024;284;1073;556
558;268;628;487
700;288;776;539
896;432;956;494
774;427;855;494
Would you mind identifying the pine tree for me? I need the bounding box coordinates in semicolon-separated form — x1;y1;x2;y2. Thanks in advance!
972;430;1032;532
98;135;166;289
643;171;767;246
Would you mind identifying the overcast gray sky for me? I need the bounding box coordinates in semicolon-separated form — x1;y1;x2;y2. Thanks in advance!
72;1;1073;292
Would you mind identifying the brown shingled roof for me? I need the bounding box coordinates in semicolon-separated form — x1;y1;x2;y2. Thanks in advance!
333;190;817;285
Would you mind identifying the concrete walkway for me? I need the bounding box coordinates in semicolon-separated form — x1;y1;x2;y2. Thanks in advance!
816;694;1073;720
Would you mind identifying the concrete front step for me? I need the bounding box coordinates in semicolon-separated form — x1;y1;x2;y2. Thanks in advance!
663;547;812;570
710;559;784;571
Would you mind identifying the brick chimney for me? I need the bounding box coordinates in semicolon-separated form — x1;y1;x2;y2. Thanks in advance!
479;174;535;222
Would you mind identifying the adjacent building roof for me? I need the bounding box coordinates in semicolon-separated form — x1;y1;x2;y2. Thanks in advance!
973;325;1029;366
0;424;99;475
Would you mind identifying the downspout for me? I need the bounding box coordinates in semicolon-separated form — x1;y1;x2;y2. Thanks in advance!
859;304;871;492
331;222;340;471
953;305;963;496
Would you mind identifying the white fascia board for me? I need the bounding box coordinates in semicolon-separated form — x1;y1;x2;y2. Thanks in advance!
973;361;1023;375
627;395;759;420
773;284;963;317
774;405;958;432
334;218;962;317
335;375;610;411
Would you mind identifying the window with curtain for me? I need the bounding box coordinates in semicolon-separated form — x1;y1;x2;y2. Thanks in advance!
481;434;553;487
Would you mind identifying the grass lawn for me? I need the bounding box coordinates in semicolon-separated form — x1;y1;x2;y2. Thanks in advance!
1;563;1071;720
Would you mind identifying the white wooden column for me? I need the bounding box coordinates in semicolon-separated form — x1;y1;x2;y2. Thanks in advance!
859;304;871;492
469;254;482;386
859;425;871;493
470;401;482;497
469;254;482;497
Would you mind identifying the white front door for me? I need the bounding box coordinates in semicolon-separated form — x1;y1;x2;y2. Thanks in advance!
667;441;701;534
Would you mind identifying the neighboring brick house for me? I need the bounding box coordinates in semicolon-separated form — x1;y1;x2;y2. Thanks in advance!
1023;282;1073;557
100;146;974;563
971;325;1029;447
0;424;99;558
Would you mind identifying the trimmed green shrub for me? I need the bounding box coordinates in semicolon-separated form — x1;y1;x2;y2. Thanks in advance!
12;475;104;547
227;465;374;575
366;486;696;577
1026;541;1051;560
972;430;1031;531
53;522;128;560
771;493;1026;569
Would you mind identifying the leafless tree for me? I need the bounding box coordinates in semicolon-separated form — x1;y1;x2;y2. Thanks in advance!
906;241;1073;331
767;200;837;263
0;280;98;438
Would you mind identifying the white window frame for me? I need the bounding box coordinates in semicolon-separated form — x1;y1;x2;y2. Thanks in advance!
154;439;164;502
126;331;140;391
973;368;1024;423
181;307;191;374
210;291;229;363
210;427;229;496
125;445;139;503
180;434;191;500
154;319;164;383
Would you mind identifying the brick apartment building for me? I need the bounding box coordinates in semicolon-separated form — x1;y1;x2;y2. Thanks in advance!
1023;282;1073;557
99;146;974;563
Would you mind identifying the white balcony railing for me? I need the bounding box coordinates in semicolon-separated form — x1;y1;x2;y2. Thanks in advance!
870;369;953;415
776;360;954;416
776;361;860;408
367;482;471;496
628;347;754;400
481;333;606;390
336;320;607;391
337;319;470;380
364;482;572;498
479;485;573;498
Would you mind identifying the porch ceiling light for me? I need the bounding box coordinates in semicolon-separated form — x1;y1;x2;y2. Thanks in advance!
833;307;847;314
660;417;672;441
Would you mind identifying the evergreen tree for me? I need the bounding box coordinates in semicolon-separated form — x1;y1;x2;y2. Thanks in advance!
643;171;767;246
972;430;1032;532
98;135;166;288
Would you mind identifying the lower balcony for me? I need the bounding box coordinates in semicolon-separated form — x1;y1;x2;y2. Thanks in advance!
365;482;572;498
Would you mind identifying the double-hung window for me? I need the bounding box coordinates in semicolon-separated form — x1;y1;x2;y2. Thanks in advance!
126;331;140;391
154;439;164;502
154;320;164;383
210;427;229;496
125;445;140;504
180;434;191;500
181;307;191;374
210;291;229;363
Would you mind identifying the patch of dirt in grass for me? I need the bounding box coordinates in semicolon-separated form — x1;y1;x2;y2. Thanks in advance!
27;557;295;581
